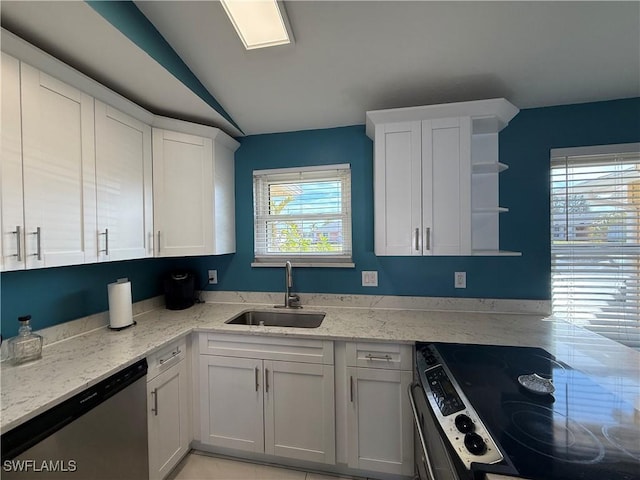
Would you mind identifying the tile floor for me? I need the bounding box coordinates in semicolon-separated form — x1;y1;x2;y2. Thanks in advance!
169;451;354;480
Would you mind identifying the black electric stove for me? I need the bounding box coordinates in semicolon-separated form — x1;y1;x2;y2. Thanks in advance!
416;343;640;480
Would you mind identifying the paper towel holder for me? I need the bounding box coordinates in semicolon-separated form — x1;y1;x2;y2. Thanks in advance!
108;320;137;331
108;278;136;331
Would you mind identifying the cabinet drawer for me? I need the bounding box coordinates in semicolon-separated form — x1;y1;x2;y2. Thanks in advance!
346;342;412;370
199;333;333;365
147;338;187;381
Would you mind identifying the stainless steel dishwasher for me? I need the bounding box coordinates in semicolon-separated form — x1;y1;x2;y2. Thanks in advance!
1;359;149;479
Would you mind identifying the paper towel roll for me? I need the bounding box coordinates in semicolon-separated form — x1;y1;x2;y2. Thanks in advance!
108;280;133;330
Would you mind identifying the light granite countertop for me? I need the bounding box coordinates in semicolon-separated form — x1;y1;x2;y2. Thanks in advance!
2;293;639;435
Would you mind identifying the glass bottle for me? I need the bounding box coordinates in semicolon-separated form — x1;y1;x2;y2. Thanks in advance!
8;315;43;365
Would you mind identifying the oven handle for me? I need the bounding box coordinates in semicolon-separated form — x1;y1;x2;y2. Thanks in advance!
408;382;438;480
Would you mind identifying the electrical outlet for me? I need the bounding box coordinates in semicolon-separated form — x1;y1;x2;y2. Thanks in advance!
362;271;378;287
454;271;466;289
208;270;218;285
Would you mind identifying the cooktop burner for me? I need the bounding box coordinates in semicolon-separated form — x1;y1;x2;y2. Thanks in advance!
428;343;640;480
499;401;605;464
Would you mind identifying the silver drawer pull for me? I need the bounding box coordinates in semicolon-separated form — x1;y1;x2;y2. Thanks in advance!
414;227;420;251
32;227;42;260
350;376;354;403
159;348;181;365
255;367;260;392
265;368;270;393
365;354;392;361
151;388;158;416
99;228;109;255
12;226;22;261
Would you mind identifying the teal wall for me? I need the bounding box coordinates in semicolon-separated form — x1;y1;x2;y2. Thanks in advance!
214;98;640;299
0;256;212;338
1;98;639;338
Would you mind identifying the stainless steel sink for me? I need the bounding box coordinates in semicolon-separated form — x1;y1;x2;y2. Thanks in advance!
225;310;325;328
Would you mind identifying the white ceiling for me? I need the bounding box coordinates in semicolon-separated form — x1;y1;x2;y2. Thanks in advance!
2;1;639;137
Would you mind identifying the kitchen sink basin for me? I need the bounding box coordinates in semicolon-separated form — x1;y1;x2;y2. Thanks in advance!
225;310;325;328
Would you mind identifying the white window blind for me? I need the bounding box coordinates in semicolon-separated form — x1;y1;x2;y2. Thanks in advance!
551;144;640;350
253;164;353;266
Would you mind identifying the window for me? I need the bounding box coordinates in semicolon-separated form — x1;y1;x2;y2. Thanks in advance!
252;164;353;267
551;143;640;350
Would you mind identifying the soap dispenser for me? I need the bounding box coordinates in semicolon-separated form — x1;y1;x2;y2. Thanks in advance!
8;315;43;365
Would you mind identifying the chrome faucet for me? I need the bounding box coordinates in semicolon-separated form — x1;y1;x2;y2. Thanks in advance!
281;260;301;308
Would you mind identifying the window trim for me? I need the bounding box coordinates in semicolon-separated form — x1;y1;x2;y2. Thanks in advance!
252;163;355;268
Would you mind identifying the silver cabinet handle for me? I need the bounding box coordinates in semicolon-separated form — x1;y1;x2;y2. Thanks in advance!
157;230;161;254
365;353;392;361
12;226;22;261
414;227;420;251
350;376;354;403
159;348;181;365
32;227;42;260
99;228;109;255
151;388;158;416
408;383;437;480
265;368;270;393
425;227;431;251
255;367;260;392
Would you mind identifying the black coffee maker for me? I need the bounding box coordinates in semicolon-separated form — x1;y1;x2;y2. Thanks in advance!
164;271;196;310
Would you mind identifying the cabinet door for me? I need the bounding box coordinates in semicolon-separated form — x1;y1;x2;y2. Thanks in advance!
373;121;423;256
153;129;213;257
1;53;25;272
422;117;472;255
199;355;264;453
95;101;153;261
20;63;96;268
347;367;413;475
148;359;189;480
264;360;335;464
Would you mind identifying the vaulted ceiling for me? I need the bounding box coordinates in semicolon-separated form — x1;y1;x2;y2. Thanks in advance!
2;1;639;137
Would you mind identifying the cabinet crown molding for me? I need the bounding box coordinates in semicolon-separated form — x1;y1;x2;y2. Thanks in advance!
365;98;519;139
1;28;242;144
152;115;240;151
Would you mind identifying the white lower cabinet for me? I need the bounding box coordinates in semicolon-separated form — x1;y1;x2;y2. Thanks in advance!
264;360;335;463
147;341;189;480
199;355;264;452
344;342;414;476
199;334;335;465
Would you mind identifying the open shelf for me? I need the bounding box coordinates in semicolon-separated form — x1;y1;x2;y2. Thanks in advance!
472;250;522;257
473;207;509;213
472;162;508;174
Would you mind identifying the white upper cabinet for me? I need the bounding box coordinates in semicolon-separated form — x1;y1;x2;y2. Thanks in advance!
19;62;97;269
3;34;241;269
367;98;519;256
1;53;25;272
95;101;153;261
152;120;239;258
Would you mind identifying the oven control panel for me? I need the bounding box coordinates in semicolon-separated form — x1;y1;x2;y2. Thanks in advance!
425;366;465;416
416;344;504;469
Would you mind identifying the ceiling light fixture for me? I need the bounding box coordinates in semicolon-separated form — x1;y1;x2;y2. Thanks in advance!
220;0;294;50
